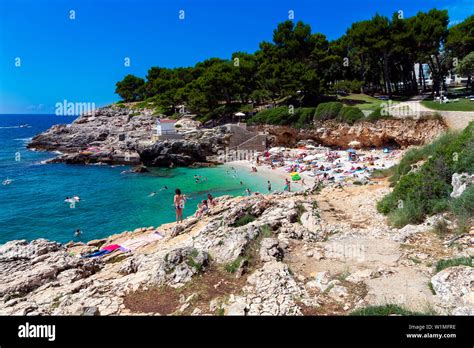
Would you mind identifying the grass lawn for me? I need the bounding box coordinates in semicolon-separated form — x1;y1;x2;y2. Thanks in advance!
339;94;398;111
421;99;474;111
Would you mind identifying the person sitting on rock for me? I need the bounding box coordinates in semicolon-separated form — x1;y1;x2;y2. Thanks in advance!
195;200;208;218
207;193;215;207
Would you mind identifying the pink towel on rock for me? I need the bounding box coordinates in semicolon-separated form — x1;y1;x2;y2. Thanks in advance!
102;244;120;252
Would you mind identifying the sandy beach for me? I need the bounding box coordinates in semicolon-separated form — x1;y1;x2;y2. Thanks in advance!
224;160;314;193
224;146;405;194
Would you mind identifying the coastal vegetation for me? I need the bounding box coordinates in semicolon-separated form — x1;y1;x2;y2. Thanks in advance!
247;102;364;127
115;12;474;123
377;121;474;228
435;256;472;273
350;304;433;316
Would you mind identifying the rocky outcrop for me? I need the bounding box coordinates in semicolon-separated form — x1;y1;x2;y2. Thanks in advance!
0;184;471;316
431;266;474;315
138;127;228;166
224;261;306;315
451;173;474;198
0;192;324;315
254;118;447;149
28;106;229;166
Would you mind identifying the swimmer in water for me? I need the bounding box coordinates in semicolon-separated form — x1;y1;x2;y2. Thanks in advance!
74;229;82;237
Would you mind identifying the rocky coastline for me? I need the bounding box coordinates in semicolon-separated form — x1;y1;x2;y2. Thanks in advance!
27;106;230;167
253;118;447;149
28;106;448;168
1;183;472;316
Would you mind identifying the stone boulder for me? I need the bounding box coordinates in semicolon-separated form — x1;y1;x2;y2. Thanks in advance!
154;247;209;287
431;266;474;313
259;238;285;262
450;173;474;198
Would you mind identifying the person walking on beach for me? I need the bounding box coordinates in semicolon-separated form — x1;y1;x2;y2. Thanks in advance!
284;178;291;192
174;188;186;224
267;180;272;193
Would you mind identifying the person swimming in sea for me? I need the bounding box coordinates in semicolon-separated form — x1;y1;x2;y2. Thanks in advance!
246;188;252;196
267;180;272;193
74;229;82;237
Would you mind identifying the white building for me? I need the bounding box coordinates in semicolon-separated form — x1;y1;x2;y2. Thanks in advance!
156;119;177;136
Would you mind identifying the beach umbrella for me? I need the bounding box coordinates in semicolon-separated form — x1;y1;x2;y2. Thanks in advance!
234;112;246;117
269;147;285;154
303;154;318;161
347;148;357;153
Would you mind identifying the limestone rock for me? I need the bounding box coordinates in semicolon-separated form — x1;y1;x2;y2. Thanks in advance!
431;266;474;312
450;173;474;198
259;238;284;262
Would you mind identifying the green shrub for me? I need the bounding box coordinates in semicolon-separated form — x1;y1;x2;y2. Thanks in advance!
377;122;474;228
337;106;364;124
314;102;343;121
260;224;273;238
294;107;317;128
232;214;256;227
385;197;424;227
350;304;427;316
248;106;294;125
366;107;392;122
371;166;396;179
450;185;474;231
435;257;472;273
332;80;364;94
248;106;316;127
224;256;245;273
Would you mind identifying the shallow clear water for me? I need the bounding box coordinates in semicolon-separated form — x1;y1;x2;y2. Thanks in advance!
0;115;275;244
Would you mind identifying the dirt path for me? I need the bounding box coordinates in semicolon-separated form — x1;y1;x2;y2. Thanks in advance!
391;100;474;130
285;180;457;314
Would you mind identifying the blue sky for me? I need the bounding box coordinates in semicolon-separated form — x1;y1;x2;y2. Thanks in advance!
0;0;472;114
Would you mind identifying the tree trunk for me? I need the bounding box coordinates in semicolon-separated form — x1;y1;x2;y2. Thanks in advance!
411;67;418;94
382;54;392;98
419;63;426;92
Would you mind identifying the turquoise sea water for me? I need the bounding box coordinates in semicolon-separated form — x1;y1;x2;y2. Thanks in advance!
0;115;275;244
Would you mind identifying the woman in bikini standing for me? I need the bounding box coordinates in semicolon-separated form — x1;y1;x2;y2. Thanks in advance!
174;188;186;223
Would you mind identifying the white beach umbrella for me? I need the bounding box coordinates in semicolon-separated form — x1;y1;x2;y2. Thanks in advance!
303;154;318;161
269;147;285;153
